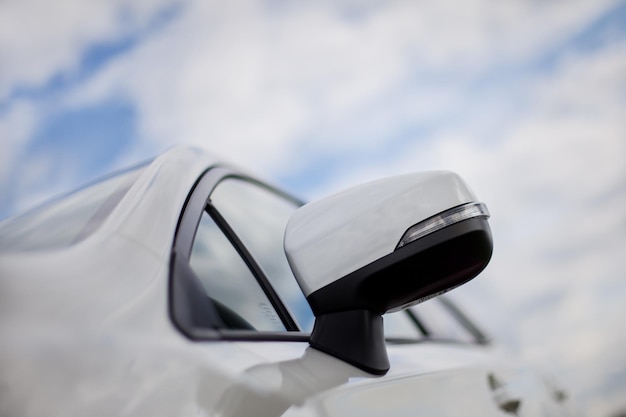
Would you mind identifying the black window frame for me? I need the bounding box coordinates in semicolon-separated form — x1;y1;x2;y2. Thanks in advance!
169;166;308;342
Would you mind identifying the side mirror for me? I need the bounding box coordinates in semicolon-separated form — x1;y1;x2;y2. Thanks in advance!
284;171;492;374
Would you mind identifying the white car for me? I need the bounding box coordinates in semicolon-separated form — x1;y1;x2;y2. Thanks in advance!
0;147;572;416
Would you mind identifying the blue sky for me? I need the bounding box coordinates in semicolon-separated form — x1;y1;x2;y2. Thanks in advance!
1;0;625;414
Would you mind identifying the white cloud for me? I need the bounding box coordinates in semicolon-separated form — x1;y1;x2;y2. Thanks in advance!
0;101;36;180
61;0;618;175
0;0;175;100
0;100;39;216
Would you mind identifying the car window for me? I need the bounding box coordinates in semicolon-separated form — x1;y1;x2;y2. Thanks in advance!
0;167;143;252
209;178;315;332
410;298;476;343
190;212;286;331
383;310;424;341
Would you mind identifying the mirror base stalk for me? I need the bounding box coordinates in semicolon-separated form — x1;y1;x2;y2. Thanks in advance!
309;310;389;375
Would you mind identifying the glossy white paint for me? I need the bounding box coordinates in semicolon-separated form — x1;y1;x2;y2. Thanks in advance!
0;148;573;417
284;171;478;296
102;146;219;259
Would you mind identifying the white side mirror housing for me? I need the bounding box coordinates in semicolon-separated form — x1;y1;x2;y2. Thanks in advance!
284;171;492;374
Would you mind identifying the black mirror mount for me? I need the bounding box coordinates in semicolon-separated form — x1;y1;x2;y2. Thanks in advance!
310;310;388;375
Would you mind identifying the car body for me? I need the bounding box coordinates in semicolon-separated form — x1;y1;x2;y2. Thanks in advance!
0;147;573;416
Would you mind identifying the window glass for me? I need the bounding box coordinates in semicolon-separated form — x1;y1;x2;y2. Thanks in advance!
383;310;424;340
190;212;285;331
210;178;314;331
410;298;476;343
0;167;142;252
